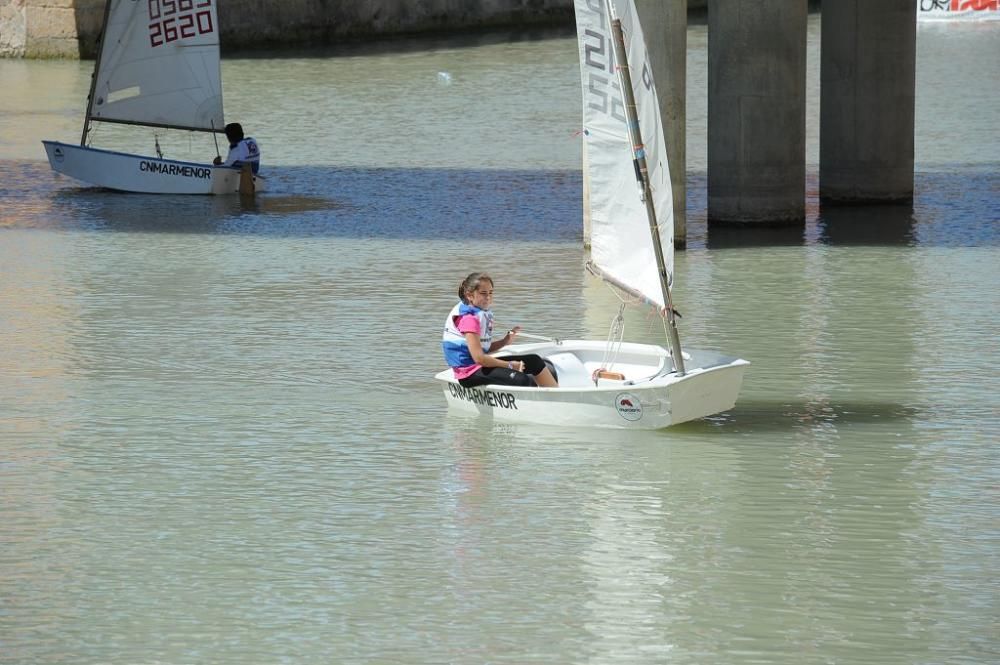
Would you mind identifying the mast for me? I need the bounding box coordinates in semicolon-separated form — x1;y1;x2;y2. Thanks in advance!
80;0;114;146
609;10;685;375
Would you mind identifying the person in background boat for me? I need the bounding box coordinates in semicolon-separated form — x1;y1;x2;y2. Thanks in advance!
212;122;260;174
442;272;558;389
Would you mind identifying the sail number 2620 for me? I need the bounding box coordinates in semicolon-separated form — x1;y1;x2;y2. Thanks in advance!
148;0;215;48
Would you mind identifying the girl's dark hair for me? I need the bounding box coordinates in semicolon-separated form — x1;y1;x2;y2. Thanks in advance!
459;272;493;302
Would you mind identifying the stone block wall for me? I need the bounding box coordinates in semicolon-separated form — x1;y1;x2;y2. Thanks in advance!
1;0;87;57
215;0;574;51
0;0;28;56
3;0;579;58
3;0;711;59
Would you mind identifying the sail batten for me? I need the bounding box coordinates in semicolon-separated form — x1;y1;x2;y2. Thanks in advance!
89;0;224;132
574;0;674;310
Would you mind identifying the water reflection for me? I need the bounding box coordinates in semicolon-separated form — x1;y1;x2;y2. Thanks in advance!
49;188;340;234
818;203;917;246
705;222;807;249
2;162;582;241
3;163;993;247
724;399;920;433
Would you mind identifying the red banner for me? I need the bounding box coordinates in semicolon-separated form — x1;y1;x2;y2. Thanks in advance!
952;0;998;11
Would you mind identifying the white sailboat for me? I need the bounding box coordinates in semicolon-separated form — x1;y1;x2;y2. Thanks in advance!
435;0;749;429
42;0;264;194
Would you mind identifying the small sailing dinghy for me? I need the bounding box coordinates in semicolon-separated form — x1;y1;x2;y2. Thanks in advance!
42;0;264;194
435;0;749;429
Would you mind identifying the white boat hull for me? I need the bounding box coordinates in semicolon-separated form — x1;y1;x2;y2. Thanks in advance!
435;340;749;430
42;141;266;195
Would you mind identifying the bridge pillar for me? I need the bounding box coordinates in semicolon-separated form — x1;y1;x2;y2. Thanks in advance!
820;0;916;203
636;0;688;248
707;0;808;224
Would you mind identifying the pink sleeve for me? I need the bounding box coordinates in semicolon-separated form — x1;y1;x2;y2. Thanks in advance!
455;314;481;335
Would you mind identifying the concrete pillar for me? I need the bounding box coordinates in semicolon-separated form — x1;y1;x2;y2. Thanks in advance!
820;0;916;203
707;0;808;224
69;0;103;57
635;0;688;248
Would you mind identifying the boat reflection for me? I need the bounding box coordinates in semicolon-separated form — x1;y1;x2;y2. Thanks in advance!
41;187;340;235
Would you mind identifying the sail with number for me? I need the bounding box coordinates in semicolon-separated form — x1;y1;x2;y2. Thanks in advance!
90;0;224;132
43;0;266;195
574;0;674;310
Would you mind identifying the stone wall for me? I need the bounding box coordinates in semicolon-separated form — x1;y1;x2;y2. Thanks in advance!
0;1;27;56
214;0;575;53
1;0;88;57
2;0;713;59
5;0;580;58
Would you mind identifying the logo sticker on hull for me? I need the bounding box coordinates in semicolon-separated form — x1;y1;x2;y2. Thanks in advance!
53;147;65;163
615;392;643;421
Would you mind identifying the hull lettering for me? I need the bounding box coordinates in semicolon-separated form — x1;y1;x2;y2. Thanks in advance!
448;383;518;410
140;160;212;179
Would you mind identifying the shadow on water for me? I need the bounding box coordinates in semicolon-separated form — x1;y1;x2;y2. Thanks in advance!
705;223;807;249
45;188;348;235
713;199;926;248
817;202;917;246
442;400;921;443
688;167;999;249
676;399;922;435
1;162;582;241
3;161;994;246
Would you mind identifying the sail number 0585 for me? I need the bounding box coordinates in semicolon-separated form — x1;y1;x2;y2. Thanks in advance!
148;0;214;48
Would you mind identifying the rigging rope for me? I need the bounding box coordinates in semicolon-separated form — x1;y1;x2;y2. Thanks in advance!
597;301;627;381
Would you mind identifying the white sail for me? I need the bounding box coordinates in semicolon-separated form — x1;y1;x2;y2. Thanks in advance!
574;0;674;309
90;0;224;131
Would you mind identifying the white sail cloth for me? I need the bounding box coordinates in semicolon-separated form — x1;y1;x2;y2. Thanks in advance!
90;0;224;131
574;0;674;310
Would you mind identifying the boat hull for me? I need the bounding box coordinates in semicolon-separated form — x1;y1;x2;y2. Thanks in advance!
435;340;749;430
42;141;266;195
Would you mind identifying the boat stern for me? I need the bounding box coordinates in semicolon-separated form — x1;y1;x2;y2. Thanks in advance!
210;166;267;194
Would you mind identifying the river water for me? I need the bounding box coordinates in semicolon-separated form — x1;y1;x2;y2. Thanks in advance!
1;16;998;665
